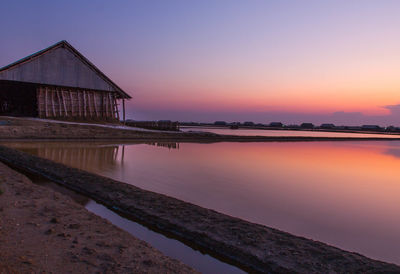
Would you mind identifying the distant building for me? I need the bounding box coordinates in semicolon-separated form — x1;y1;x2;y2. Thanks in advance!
269;122;283;128
214;121;227;126
361;125;382;131
345;126;362;130
386;126;400;132
320;123;335;129
243;121;255;126
300;123;314;129
126;120;179;131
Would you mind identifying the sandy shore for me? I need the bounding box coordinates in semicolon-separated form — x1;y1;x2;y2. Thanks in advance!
1;116;400;142
1;145;399;273
0;161;196;273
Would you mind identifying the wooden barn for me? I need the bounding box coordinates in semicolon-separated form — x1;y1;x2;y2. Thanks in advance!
0;40;131;121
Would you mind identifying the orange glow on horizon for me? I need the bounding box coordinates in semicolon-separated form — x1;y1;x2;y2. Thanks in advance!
131;87;398;115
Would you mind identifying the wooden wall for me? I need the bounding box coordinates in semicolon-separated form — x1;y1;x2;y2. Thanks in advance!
36;86;119;120
0;46;115;92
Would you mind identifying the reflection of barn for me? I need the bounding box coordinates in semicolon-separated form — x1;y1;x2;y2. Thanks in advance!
0;40;131;121
37;146;121;171
6;142;122;172
146;142;180;150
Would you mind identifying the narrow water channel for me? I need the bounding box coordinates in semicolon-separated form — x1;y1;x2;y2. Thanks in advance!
27;175;245;274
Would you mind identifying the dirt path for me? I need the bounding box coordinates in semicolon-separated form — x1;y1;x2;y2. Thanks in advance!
0;161;196;273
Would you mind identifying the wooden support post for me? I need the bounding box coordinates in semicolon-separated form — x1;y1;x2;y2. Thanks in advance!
83;90;87;117
105;94;109;117
78;91;82;117
93;92;99;117
108;93;113;119
88;91;93;117
69;90;74;117
45;87;49;117
101;93;104;118
51;88;56;117
56;89;62;116
122;99;126;124
114;95;120;121
61;90;68;117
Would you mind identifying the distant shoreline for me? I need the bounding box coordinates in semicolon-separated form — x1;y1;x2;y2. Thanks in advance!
180;124;400;136
1;116;400;142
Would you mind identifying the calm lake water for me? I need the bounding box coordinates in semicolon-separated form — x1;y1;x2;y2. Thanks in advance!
181;126;400;138
4;140;400;265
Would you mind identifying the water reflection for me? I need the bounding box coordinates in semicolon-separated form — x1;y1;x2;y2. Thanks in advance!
3;140;400;265
145;142;180;150
5;141;180;172
6;141;123;173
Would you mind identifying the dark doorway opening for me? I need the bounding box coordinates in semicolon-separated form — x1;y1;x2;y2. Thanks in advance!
0;81;38;117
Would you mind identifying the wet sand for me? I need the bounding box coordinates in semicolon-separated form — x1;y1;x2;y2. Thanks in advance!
0;145;399;273
0;161;196;273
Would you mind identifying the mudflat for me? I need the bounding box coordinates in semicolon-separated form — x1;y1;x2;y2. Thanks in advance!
0;161;196;273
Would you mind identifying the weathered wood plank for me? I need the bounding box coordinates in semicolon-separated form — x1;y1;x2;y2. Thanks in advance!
51;88;56;117
105;94;109;117
88;91;93;117
122;99;125;123
45;87;49;117
83;90;87;117
78;90;82;117
0;46;116;92
93;92;99;117
56;89;62;116
61;90;68;117
108;93;113;119
113;94;119;120
69;90;74;117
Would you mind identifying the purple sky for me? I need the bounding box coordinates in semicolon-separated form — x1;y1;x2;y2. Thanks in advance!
1;1;400;126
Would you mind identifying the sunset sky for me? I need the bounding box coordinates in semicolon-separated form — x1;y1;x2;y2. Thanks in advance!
1;1;400;125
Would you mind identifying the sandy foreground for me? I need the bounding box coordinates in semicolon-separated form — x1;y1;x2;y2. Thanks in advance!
0;161;196;273
0;146;399;273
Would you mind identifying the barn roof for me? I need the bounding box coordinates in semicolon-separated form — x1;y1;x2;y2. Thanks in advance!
0;40;131;99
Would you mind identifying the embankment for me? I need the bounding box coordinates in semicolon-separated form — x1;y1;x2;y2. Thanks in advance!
0;145;398;273
0;160;195;273
1;116;400;142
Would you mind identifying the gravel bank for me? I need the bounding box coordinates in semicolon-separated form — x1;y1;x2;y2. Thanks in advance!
0;145;399;273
